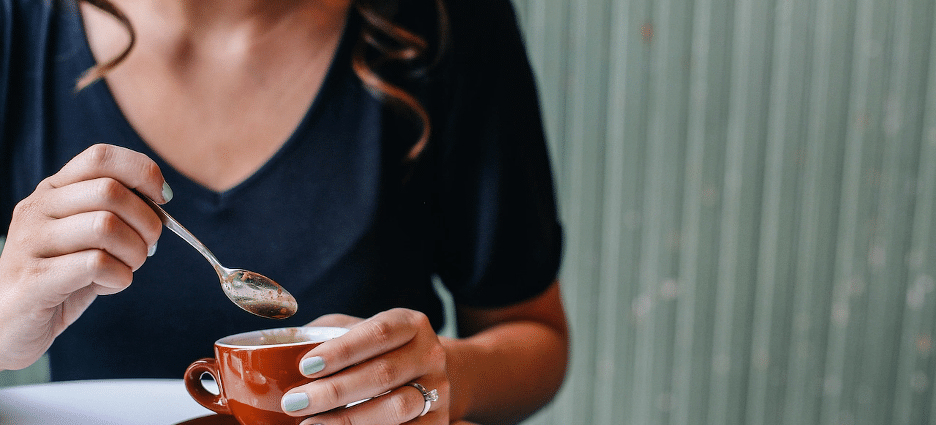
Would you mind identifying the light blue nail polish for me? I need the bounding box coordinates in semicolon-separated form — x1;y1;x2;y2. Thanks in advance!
161;182;174;203
300;356;325;375
282;392;309;412
147;242;157;257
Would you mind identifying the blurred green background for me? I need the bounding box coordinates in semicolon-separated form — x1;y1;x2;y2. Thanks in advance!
5;0;936;424
511;0;936;424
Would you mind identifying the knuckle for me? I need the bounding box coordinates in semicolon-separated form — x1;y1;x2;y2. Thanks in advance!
372;359;398;388
388;391;418;421
25;258;44;278
84;144;114;170
426;344;447;369
92;178;126;204
90;210;121;236
84;249;112;273
86;144;113;163
368;319;394;349
320;379;345;406
11;197;40;222
397;308;430;330
411;310;432;330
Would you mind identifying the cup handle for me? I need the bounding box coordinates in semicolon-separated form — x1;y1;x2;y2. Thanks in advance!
184;358;232;416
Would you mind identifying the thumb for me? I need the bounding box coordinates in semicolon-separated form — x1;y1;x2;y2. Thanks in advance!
305;313;363;329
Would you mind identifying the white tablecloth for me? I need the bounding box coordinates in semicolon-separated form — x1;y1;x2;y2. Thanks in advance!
0;379;227;424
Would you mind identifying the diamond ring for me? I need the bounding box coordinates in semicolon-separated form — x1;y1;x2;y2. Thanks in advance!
405;382;439;417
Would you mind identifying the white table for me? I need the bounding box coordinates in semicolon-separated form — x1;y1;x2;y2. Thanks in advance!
0;379;231;424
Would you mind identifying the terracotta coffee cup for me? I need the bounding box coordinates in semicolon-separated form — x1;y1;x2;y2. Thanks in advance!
184;326;348;425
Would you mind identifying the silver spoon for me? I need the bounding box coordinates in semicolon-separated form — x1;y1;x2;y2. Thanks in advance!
136;192;298;319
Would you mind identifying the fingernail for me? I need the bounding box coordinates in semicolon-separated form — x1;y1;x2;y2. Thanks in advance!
161;182;174;203
300;356;325;375
147;242;157;257
282;392;309;412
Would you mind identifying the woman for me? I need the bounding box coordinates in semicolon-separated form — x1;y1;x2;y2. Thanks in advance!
0;0;568;423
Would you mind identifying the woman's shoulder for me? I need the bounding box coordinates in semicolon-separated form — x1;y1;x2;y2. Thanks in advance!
396;0;523;52
443;0;523;47
443;0;521;25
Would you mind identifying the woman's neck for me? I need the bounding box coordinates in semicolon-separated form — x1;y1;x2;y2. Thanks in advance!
83;0;351;63
100;0;347;28
78;0;353;192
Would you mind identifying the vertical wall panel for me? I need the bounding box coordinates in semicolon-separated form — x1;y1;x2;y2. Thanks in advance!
709;0;771;424
633;0;694;422
748;0;813;423
893;6;936;425
671;0;732;423
819;0;886;422
589;0;650;422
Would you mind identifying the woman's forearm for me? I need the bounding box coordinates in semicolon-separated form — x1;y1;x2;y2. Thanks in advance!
444;282;569;424
444;315;569;424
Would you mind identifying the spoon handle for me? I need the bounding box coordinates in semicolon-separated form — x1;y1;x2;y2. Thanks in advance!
135;191;225;274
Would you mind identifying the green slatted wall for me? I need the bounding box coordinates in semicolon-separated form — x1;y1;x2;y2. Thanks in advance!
5;1;936;424
512;0;936;424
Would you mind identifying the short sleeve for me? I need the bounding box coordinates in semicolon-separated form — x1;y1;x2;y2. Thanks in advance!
429;0;563;308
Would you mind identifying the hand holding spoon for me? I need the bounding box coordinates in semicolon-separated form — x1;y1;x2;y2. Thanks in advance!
136;192;298;319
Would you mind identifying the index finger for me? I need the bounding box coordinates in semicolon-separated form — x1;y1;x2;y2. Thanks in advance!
44;144;171;204
301;309;426;377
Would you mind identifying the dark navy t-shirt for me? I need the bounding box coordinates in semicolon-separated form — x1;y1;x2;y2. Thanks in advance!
0;0;562;381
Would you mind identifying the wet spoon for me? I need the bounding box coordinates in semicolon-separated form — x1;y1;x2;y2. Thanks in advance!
136;192;298;319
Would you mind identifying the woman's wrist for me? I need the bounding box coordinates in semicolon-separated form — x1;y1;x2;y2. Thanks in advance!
440;335;477;423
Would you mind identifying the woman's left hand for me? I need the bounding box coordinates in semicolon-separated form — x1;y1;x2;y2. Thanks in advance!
283;308;450;425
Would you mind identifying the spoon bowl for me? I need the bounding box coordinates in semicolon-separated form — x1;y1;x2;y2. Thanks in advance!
136;192;298;319
220;269;298;319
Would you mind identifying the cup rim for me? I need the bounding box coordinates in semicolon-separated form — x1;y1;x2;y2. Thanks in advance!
215;326;349;349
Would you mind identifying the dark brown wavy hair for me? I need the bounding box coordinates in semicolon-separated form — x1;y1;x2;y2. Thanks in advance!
75;0;448;162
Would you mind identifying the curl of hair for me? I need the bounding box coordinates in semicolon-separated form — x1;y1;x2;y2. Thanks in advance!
74;0;448;161
74;0;136;90
351;0;448;161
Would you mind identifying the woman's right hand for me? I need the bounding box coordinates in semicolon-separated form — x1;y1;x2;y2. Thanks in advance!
0;144;170;370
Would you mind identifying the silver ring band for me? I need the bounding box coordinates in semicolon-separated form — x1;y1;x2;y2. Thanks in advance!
405;382;439;417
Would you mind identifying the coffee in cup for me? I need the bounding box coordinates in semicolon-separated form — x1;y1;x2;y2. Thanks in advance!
184;326;348;425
